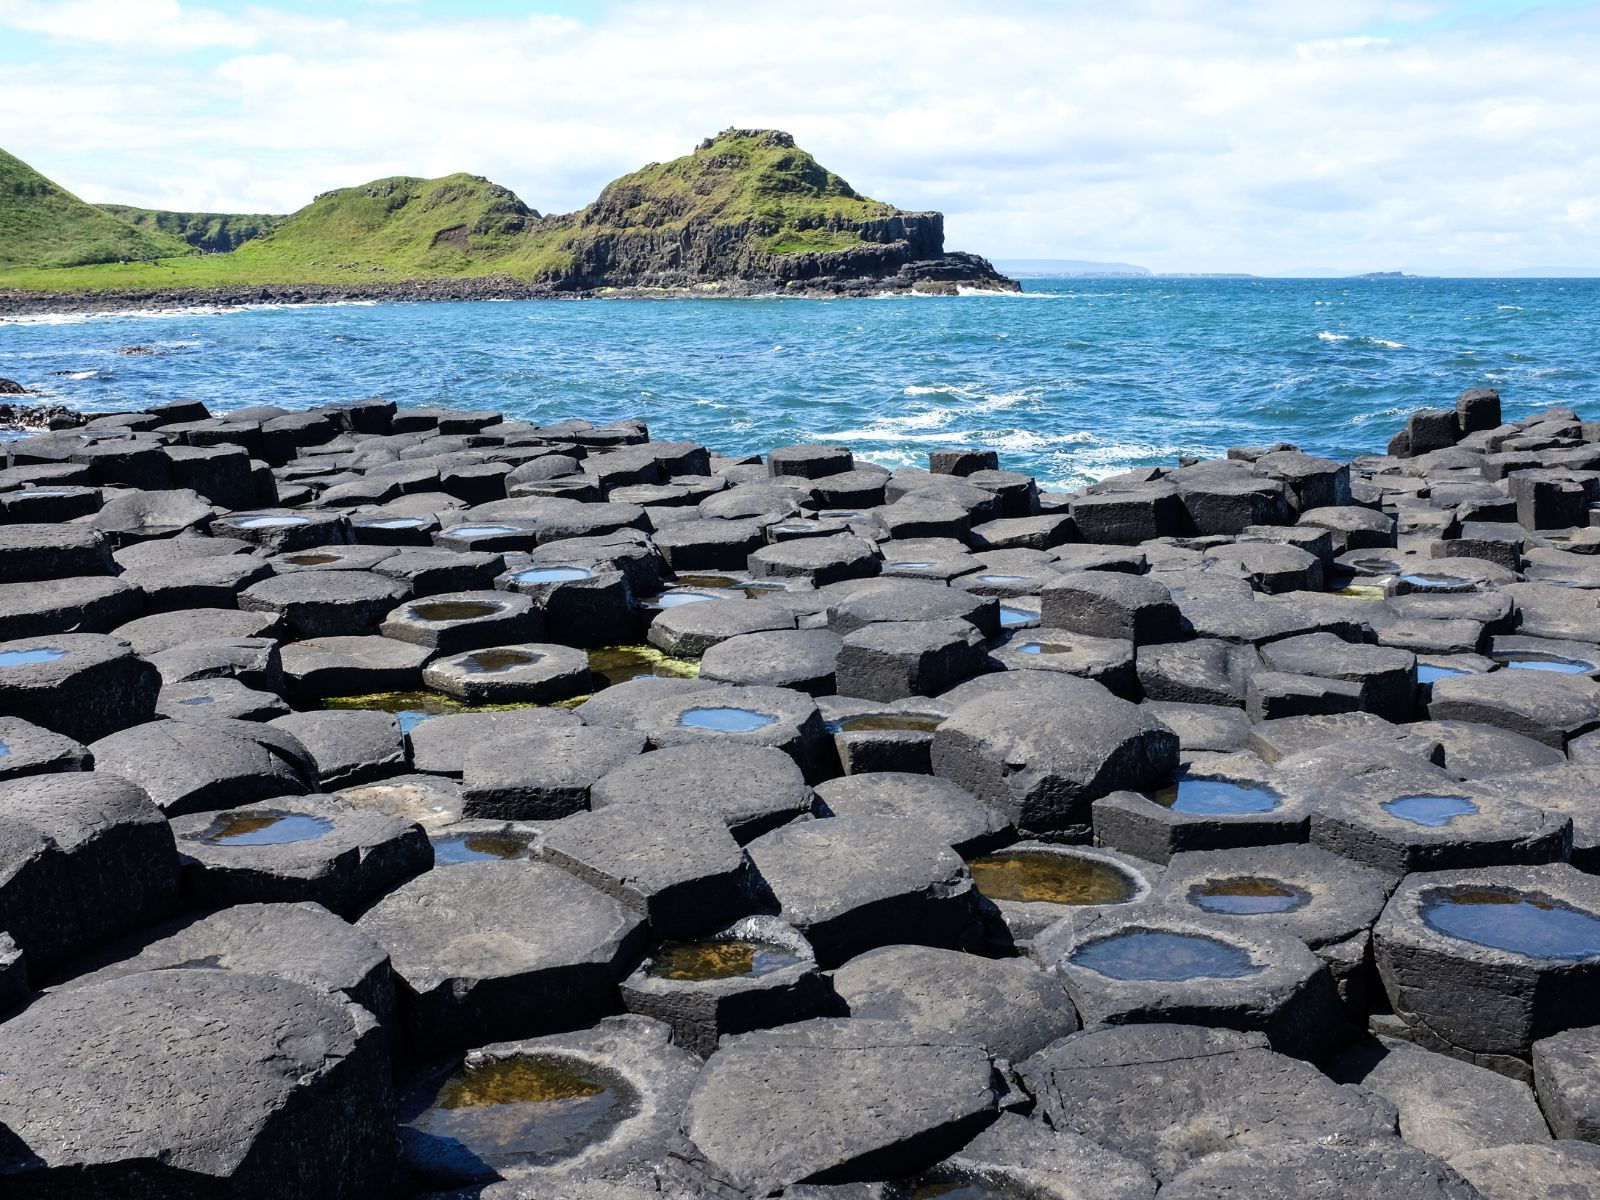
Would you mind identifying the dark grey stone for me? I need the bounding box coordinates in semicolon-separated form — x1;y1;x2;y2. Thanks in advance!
268;709;407;786
0;715;90;780
461;723;647;820
91;717;315;817
1159;1141;1478;1200
589;741;814;843
814;771;1012;857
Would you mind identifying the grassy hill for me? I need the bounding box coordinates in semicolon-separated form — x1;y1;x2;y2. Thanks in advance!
0;130;1009;294
98;204;287;254
0;148;193;270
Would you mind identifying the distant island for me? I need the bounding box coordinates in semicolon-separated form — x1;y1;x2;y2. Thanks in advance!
0;130;1018;311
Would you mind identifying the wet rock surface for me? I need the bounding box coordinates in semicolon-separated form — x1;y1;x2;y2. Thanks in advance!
2;390;1599;1194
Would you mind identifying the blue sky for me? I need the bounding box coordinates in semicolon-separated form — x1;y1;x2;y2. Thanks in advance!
2;0;1597;274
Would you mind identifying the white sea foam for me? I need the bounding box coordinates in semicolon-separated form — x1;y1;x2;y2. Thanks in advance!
1369;338;1406;349
0;299;378;327
1499;305;1524;310
1317;331;1350;342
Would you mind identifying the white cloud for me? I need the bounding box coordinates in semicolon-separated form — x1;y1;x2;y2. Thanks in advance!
2;0;1598;273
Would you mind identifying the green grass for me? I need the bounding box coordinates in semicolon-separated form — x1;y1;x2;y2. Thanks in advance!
0;147;192;270
0;129;905;291
98;204;287;253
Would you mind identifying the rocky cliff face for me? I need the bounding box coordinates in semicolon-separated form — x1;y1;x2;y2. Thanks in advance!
534;129;1018;294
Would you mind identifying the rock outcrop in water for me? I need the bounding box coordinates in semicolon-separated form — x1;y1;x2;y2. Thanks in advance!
3;384;1600;1196
0;130;1017;311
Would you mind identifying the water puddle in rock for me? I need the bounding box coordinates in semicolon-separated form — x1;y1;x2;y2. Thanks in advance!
284;553;339;565
829;713;942;733
0;646;68;667
1401;573;1466;589
411;600;502;622
818;510;863;521
1015;641;1073;656
234;514;308;528
889;560;934;570
359;517;427;530
650;589;722;608
647;938;803;981
1188;877;1310;915
998;605;1033;628
1383;793;1480;827
586;645;698;686
977;574;1026;584
970;850;1138;905
512;566;593;584
0;739;9;757
1496;652;1594;674
1070;929;1262;980
1417;664;1467;684
678;706;778;733
1351;557;1400;574
202;812;334;846
322;691;539;734
401;1054;638;1184
442;525;519;538
464;648;541;673
1421;887;1600;959
1150;776;1282;815
431;831;536;864
177;695;214;706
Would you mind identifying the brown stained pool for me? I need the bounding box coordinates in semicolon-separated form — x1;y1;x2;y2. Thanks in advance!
969;850;1138;905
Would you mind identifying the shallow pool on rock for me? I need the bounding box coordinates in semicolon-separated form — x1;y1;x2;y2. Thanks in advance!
678;706;778;733
828;712;942;733
512;566;593;584
233;514;308;528
0;646;68;667
322;691;542;733
1150;776;1282;815
1400;572;1467;589
1070;929;1262;981
970;850;1138;905
1421;887;1600;959
1417;664;1468;684
1188;877;1310;915
202;812;334;846
410;599;504;622
998;605;1034;628
646;938;803;981
1383;793;1480;828
1495;652;1595;674
401;1054;638;1184
463;648;542;673
441;524;519;538
1014;640;1074;656
430;831;536;864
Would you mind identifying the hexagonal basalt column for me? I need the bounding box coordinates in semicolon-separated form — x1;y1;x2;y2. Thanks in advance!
0;633;159;743
618;916;831;1057
1031;905;1344;1060
380;589;539;653
968;841;1159;944
422;641;592;704
1375;864;1600;1076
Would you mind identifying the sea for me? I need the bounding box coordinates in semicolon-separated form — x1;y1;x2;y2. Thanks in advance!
3;277;1595;490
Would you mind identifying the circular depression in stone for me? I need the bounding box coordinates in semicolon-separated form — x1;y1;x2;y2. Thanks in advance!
1069;929;1263;981
442;524;520;538
1420;886;1600;959
977;574;1026;584
430;831;536;864
1495;652;1595;674
0;646;68;667
970;849;1138;906
651;589;722;608
284;552;340;565
677;706;778;733
1187;876;1311;915
889;560;934;570
829;713;943;733
1150;776;1282;815
1349;556;1400;574
410;599;504;622
358;517;427;529
463;648;542;674
401;1053;640;1183
1417;664;1467;684
1015;640;1073;656
200;811;335;847
1382;793;1479;827
646;938;803;982
512;566;593;585
1400;572;1467;589
233;514;309;529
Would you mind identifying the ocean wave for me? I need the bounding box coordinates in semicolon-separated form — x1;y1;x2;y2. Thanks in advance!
1318;331;1405;349
0;299;379;327
1317;331;1350;342
1499;305;1524;311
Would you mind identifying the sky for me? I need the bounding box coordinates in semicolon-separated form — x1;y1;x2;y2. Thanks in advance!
1;0;1597;275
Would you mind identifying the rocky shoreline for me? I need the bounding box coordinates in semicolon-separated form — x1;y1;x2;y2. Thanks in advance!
0;255;1018;318
2;386;1599;1197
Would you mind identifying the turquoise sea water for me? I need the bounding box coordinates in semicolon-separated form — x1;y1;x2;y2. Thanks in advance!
3;278;1595;488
